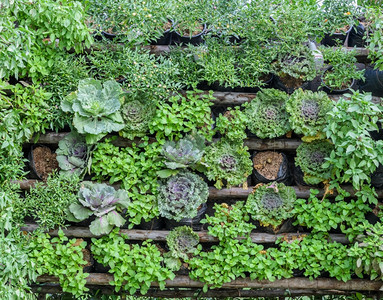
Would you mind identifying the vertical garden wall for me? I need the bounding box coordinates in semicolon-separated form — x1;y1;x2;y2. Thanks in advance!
2;0;383;299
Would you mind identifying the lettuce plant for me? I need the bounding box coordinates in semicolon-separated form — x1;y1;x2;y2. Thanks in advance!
158;171;208;221
244;89;291;139
286;89;333;139
67;182;130;235
295;140;334;185
56;131;89;177
119;91;156;140
246;182;296;229
61;79;124;144
202;140;252;189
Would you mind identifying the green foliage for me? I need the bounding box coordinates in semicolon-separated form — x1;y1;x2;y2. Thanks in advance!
215;107;247;143
91;137;162;226
61;79;124;144
28;230;89;297
166;226;199;261
320;0;359;34
286;89;333;138
56;131;90;177
202;140;252;189
158;171;208;221
295;140;333;185
324;91;383;192
21;173;80;232
244;88;291;139
246;182;296;229
67;182;129;236
365;8;383;70
320;47;364;90
149;90;214;142
91;229;175;295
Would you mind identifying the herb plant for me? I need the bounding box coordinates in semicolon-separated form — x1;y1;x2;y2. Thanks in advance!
202;140;252;189
244;89;291;139
215;106;247;143
246;182;296;229
365;8;383;71
158;171;208;221
67;182;130;235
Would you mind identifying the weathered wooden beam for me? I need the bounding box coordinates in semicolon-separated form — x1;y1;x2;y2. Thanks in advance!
35;274;383;291
21;223;349;244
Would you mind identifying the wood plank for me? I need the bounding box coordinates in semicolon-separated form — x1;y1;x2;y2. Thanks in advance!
21;224;349;244
36;274;383;291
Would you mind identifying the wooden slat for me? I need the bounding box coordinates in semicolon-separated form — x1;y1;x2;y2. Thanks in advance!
21;224;349;244
36;274;383;291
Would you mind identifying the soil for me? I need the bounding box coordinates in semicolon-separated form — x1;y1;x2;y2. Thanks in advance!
32;146;59;181
82;248;93;268
177;23;205;36
334;24;350;34
253;151;283;180
260;73;272;83
280;74;303;89
164;20;172;31
223;110;234;120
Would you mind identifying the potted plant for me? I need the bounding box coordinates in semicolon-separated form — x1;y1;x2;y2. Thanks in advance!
243;88;291;139
286;89;333;140
245;182;296;233
214;106;247;143
320;46;364;94
66;182;130;235
294;140;334;186
252;151;291;185
174;20;207;45
202;139;253;189
29;145;59;181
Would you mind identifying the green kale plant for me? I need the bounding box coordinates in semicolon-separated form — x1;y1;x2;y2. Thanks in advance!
149;90;214;142
91;229;175;295
215;106;247;143
119;91;157;140
61;79;124;144
243;88;291;139
56;131;90;178
157;171;208;221
295;140;334;185
67;182;130;236
246;182;296;230
91;137;163;226
286;89;333;139
324;91;383;191
202;140;252;189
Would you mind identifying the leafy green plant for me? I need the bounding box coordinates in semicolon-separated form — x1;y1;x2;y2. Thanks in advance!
365;8;383;70
295;140;333;185
28;230;89;297
215;106;247;143
61;79;124;144
244;88;291;139
202;140;252;189
91;229;175;295
56;131;90;177
286;89;333;139
320;46;364;90
149;90;214;142
320;0;358;34
246;182;296;230
67;182;130;235
20;173;80;231
158;171;208;221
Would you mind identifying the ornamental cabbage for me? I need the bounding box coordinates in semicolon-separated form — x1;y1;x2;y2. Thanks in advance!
67;182;130;235
286;89;333;138
166;226;199;261
295;140;333;185
158;171;208;221
202;140;252;189
61;79;124;144
244;89;291;139
246;182;296;229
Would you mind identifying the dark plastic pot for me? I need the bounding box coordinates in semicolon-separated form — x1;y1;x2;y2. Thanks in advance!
165;203;207;231
243;73;274;93
102;31;117;40
93;260;111;273
174;23;207;45
154;30;173;45
321;67;357;94
261;218;294;234
137;217;165;230
370;122;383;141
348;22;366;47
274;75;310;95
293;165;311;187
359;68;383;97
371;164;383;189
252;151;292;185
321;26;352;47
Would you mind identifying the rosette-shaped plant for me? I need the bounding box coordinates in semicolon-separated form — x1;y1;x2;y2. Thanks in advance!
56;132;89;177
244;89;291;139
61;79;124;144
158;171;208;221
286;89;333;139
246;182;296;229
202;140;252;189
295;140;333;185
67;182;130;235
119;91;156;140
